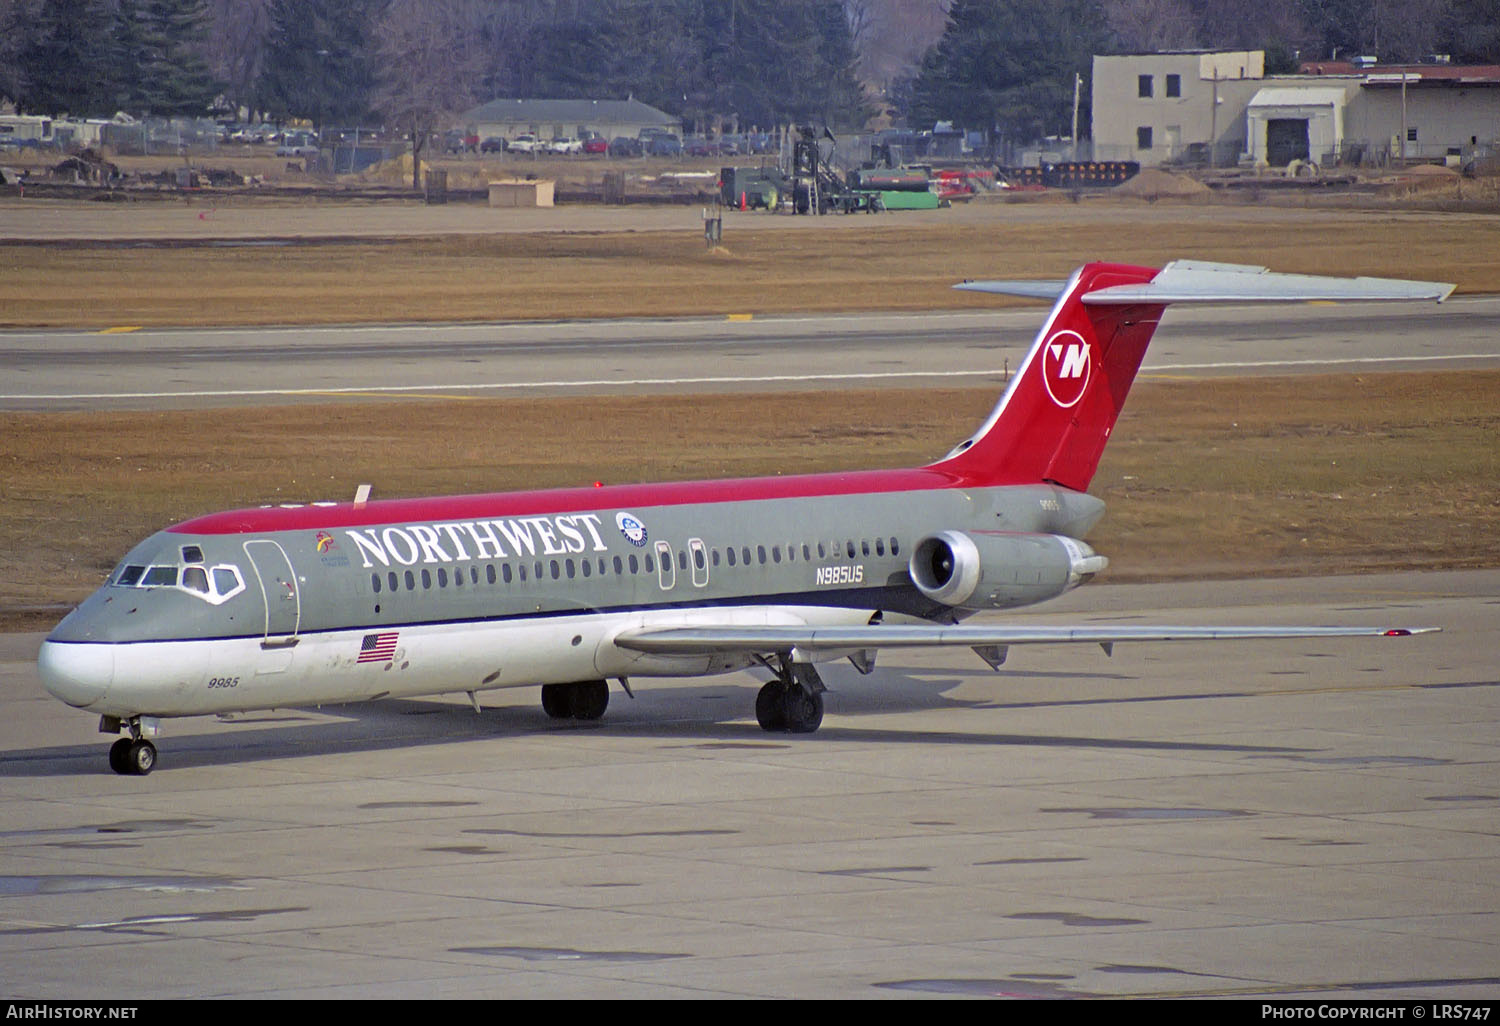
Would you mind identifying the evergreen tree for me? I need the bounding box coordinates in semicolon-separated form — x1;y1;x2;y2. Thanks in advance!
257;0;379;127
138;0;220;117
16;0;111;116
911;0;1108;152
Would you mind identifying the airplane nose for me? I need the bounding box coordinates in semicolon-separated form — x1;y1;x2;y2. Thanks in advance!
38;641;113;708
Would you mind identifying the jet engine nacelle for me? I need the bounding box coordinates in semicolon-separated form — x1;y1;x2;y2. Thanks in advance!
909;530;1108;611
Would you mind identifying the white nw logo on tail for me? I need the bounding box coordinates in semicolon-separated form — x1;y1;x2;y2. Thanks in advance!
1049;342;1088;378
1041;330;1091;408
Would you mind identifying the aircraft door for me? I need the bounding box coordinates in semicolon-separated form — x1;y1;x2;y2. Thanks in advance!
654;540;676;591
243;539;301;646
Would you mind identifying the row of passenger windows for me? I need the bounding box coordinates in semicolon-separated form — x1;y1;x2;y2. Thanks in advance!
370;536;902;595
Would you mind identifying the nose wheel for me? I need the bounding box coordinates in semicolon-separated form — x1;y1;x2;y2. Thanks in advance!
108;736;157;775
106;717;158;775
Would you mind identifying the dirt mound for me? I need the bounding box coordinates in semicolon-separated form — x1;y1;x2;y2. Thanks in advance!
1113;168;1212;199
1402;163;1459;177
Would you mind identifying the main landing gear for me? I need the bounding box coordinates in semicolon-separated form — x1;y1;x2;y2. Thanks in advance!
104;716;157;776
755;660;825;734
541;680;610;721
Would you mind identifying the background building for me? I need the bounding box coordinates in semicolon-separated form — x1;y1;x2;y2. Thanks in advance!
462;98;679;146
1093;51;1500;169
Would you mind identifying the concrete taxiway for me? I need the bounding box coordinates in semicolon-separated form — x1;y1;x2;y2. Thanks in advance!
2;571;1496;998
3;296;1498;411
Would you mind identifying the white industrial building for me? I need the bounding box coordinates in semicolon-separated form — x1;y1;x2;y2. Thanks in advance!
1092;51;1500;169
462;98;678;145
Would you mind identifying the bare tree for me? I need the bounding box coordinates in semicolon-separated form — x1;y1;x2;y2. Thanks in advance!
1105;0;1200;51
203;0;273;119
372;0;483;190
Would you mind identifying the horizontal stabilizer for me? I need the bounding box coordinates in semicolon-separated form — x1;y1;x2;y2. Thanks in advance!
954;279;1069;300
615;623;1438;656
956;260;1454;306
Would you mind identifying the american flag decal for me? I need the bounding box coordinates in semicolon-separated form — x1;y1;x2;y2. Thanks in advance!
357;631;399;664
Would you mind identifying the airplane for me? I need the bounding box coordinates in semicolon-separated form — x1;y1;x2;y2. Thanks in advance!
37;260;1452;775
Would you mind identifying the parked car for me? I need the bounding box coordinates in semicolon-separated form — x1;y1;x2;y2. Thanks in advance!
608;136;642;157
276;132;319;157
582;136;609;154
646;133;682;157
479;136;507;153
508;133;539;154
544;137;582;155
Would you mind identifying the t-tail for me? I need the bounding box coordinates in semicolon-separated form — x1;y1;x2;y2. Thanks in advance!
934;260;1455;492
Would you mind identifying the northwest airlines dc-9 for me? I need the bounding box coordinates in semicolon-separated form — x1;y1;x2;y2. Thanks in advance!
38;261;1451;775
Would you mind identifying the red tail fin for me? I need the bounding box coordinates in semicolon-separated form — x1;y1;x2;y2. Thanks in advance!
935;260;1454;492
935;262;1165;491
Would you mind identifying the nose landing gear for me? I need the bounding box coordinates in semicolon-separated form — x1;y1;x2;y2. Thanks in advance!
103;716;158;776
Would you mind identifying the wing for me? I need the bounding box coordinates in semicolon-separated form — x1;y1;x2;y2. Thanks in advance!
613;623;1438;669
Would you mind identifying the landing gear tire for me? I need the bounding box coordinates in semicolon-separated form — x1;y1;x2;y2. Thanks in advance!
109;738;156;775
570;680;609;721
541;683;573;719
783;686;824;734
127;740;157;775
756;681;788;731
541;681;609;721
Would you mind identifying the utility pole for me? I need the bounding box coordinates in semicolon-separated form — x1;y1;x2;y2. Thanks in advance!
1209;70;1219;168
1071;72;1081;161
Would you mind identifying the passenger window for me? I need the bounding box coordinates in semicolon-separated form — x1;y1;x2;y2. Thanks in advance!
581;559;591;577
757;545;766;564
371;573;382;594
421;569;432;589
771;546;781;563
501;564;511;584
802;544;811;561
437;568;448;587
565;559;576;579
890;537;900;556
875;538;885;556
183;566;210;593
727;548;736;566
488;564;498;584
846;541;856;559
613;556;623;575
405;570;416;591
861;540;870;557
629;554;639;573
387;572;398;593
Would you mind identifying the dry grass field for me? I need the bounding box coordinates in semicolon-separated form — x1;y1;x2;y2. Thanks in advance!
4;210;1500;327
2;191;1497;628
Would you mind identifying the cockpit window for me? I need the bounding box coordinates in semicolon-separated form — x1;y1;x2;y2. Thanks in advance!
212;567;240;594
107;556;246;606
142;566;179;587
